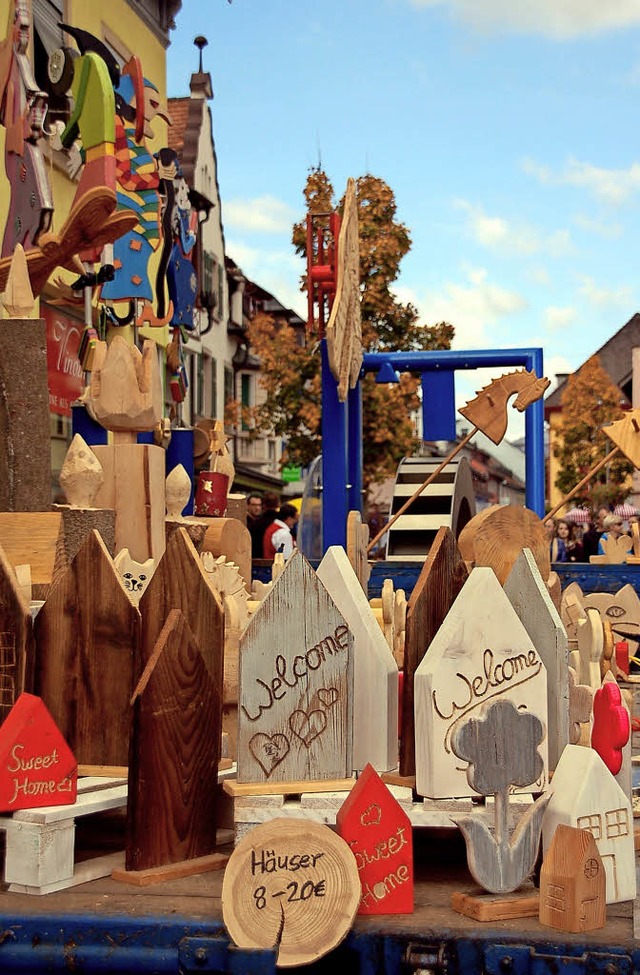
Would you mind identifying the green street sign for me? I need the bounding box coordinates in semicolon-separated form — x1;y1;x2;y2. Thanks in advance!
281;465;302;483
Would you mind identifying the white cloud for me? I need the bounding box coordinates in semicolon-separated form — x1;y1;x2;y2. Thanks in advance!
407;0;640;39
224;195;298;234
397;267;527;350
543;306;577;331
578;275;634;309
544;354;574;390
523;156;640;206
455;200;574;257
573;213;624;239
226;240;307;316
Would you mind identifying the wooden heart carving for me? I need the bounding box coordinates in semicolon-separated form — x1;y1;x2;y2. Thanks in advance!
249;733;290;777
289;708;327;747
317;686;339;708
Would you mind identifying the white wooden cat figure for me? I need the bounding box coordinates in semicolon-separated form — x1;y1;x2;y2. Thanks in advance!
114;549;155;606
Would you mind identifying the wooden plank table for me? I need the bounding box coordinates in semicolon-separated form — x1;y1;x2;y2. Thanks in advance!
0;817;633;950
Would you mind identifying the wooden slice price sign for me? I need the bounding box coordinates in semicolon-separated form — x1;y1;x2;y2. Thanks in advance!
222;818;360;967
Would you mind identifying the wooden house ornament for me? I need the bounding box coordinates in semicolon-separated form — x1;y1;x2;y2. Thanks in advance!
336;762;413;914
237;550;354;784
539;824;606;933
114;610;226;883
317;546;397;773
399;526;469;778
414;567;548;799
504;548;570;770
0;693;77;812
34;530;140;766
542;744;636;904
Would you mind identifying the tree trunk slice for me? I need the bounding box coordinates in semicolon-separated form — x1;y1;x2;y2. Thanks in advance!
222;817;360;968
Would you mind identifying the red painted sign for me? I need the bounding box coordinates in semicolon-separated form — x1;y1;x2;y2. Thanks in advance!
0;693;77;811
43;305;85;416
336;763;413;915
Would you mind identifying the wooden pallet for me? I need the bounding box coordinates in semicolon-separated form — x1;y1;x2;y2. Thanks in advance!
0;776;127;895
226;780;534;843
0;763;238;895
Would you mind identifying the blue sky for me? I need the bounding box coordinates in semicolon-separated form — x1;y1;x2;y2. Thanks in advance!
166;0;640;438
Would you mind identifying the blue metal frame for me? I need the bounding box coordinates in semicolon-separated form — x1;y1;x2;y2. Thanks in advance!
321;346;545;551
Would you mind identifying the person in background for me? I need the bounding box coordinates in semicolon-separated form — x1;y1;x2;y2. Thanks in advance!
598;513;624;555
581;507;609;560
246;493;264;559
250;491;280;560
263;503;298;560
550;519;570;562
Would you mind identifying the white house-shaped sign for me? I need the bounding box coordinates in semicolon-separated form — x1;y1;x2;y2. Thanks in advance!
237;550;353;784
317;546;397;773
414;567;548;799
542;744;635;904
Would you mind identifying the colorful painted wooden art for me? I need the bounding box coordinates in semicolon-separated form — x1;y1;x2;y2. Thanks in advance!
336;763;413;914
0;693;76;812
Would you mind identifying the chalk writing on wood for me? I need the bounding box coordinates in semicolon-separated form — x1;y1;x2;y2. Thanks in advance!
222;817;360;967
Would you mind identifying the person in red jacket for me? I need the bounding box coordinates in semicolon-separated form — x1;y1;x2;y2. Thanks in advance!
263;504;298;560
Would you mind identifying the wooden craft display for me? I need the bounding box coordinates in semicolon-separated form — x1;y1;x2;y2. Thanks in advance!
222;817;360;967
399;526;469;778
336;762;413;914
539;824;606;933
113;549;155;607
317;546;397;773
503;548;570;769
34;531;140;765
237;550;353;784
571;583;640;664
346;510;370;593
451;698;550;894
591;674;630;776
568;667;593;745
92;442;165;565
325;177;363;402
201;518;252;591
115;610;226;882
0;512;65;598
83;336;162;433
414;567;548;799
543;744;636;904
0;541;35;723
58;435;104;508
576;609;604;691
0;693;76;812
457;504;550;585
138;528;224;693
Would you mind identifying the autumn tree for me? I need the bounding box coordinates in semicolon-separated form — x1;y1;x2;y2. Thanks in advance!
235;168;454;487
553;354;633;509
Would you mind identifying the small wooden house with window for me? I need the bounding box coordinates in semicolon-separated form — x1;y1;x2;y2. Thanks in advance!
539;824;605;933
542;744;635;904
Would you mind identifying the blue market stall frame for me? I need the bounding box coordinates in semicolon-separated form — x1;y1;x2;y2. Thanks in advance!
321;343;545;552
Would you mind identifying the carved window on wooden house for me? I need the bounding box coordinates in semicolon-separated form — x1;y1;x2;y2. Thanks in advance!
605;808;629;839
544;883;565;912
577;813;602;840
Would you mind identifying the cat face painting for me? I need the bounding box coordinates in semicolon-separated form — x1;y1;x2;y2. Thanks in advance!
113;549;155;605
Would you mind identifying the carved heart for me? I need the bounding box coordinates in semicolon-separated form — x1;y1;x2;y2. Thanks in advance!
360;803;382;827
249;733;290;777
289;709;327;747
317;687;339;708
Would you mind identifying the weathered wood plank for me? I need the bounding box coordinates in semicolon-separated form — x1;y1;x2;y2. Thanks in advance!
399;527;468;777
34;531;140;765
